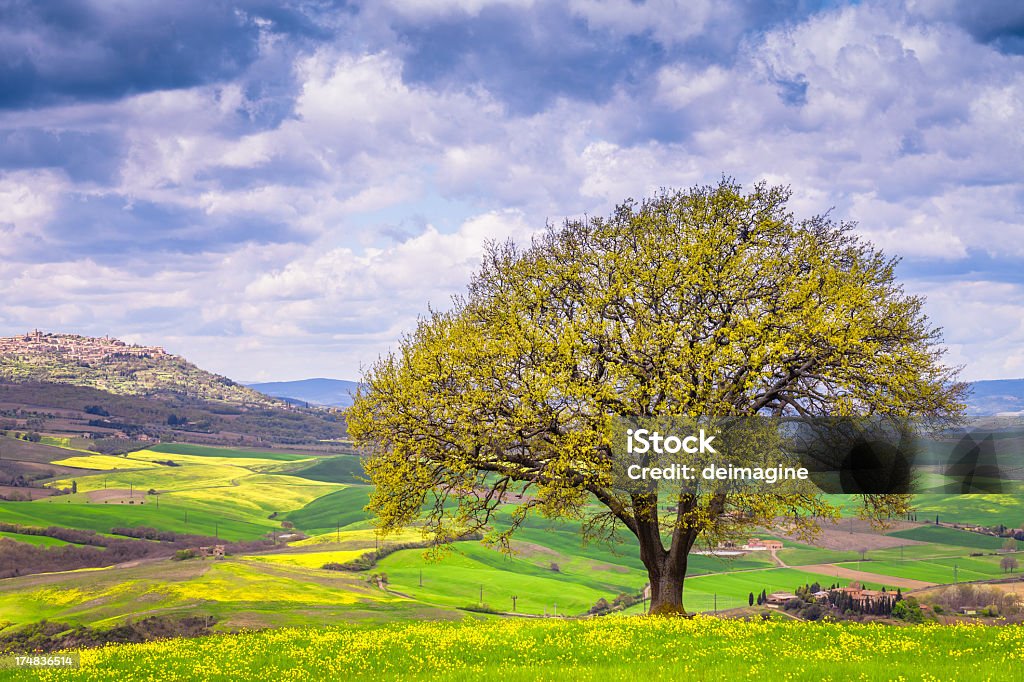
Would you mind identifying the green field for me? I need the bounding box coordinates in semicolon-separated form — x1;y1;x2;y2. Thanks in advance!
911;494;1024;527
0;531;72;547
283;486;374;533
291;454;366;484
835;555;1014;584
8;617;1022;681
3;441;1024;641
887;525;1010;550
0;557;451;631
144;443;312;462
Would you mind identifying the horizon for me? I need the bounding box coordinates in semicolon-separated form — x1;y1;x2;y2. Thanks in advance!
6;327;1024;387
1;1;1021;382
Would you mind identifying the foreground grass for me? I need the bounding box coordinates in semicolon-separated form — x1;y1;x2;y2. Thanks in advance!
10;616;1024;681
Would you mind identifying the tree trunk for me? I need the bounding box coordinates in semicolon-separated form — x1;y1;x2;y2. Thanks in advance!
637;527;694;616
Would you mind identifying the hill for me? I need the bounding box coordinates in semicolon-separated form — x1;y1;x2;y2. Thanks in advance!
247;379;360;408
965;379;1024;415
0;331;349;448
246;376;1024;413
0;331;274;406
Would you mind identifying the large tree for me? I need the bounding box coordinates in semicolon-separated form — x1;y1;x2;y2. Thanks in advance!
348;180;964;614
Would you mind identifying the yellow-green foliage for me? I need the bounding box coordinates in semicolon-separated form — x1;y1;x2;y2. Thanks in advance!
349;180;964;612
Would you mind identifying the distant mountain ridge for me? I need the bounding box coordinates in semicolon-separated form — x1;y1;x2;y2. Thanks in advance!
965;379;1024;416
0;330;277;406
246;376;1024;415
246;378;360;408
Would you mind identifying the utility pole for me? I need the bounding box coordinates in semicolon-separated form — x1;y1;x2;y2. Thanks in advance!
479;584;483;605
419;569;423;587
954;564;959;584
336;519;340;544
511;595;517;612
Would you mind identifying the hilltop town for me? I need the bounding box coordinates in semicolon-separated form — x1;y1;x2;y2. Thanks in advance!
0;330;270;406
0;330;168;364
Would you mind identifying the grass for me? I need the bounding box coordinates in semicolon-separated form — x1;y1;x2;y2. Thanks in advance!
27;447;343;539
886;524;1010;550
374;543;856;616
0;557;440;632
0;531;72;547
291;454;366;484
775;546;860;565
283;486;374;533
0;498;273;541
377;543;640;615
834;555;1012;584
289;528;424;548
911;494;1024;527
145;443;312;462
9;616;1023;681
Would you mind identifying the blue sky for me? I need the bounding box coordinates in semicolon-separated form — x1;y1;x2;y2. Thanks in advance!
0;0;1021;382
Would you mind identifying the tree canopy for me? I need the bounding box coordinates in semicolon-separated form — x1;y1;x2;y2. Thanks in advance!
348;179;965;614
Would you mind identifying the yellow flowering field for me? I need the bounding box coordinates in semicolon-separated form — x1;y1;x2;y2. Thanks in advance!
7;616;1023;681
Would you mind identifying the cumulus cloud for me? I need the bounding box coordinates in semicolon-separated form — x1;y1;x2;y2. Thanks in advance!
0;0;1021;381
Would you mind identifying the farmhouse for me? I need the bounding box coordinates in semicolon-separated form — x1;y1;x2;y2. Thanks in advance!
832;585;897;608
764;592;799;607
743;538;783;550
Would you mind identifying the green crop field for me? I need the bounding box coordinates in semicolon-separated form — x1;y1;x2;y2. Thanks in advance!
0;557;453;631
834;555;1013;584
4;438;1024;676
283;486;374;533
8;617;1022;681
0;497;274;540
145;443;312;462
291;454;366;484
0;531;72;547
911;494;1024;527
887;525;1010;549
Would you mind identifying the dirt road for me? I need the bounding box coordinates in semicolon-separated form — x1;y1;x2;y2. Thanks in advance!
794;563;936;590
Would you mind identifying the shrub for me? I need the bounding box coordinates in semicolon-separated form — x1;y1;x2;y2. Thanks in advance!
784;598;804;611
893;598;924;623
800;604;824;621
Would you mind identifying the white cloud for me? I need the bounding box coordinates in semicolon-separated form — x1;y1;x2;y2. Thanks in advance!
1;0;1022;383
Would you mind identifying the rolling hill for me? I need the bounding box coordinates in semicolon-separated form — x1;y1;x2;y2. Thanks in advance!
965;379;1024;415
242;377;1024;415
0;331;273;406
246;379;360;408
